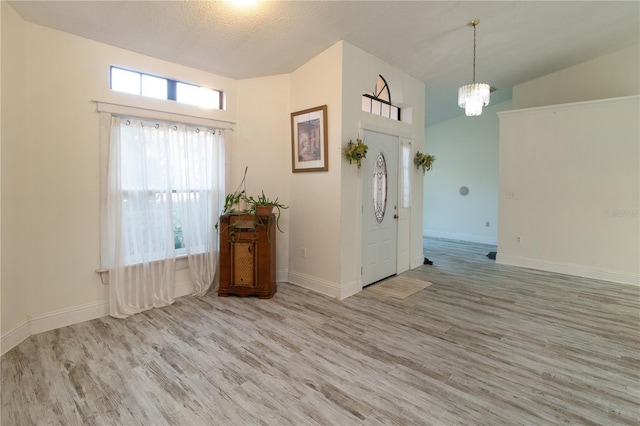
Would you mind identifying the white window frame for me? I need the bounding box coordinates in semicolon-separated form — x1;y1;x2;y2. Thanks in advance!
110;66;224;110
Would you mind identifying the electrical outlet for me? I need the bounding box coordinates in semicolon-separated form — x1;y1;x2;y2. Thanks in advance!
516;236;522;243
301;247;307;259
485;221;490;228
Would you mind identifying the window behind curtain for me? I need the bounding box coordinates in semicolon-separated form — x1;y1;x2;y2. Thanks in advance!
109;117;223;266
400;140;412;208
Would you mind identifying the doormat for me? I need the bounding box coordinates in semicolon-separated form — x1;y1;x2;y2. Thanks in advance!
367;276;432;299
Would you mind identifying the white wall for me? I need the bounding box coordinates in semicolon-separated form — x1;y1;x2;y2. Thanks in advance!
496;44;640;285
497;96;639;285
513;45;640;109
423;100;512;245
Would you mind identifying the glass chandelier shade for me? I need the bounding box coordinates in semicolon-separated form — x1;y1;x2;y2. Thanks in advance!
458;19;490;116
458;83;491;116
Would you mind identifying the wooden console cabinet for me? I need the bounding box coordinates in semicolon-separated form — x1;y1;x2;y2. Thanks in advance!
218;214;276;298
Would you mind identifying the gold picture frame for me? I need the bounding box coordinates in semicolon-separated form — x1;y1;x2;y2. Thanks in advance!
291;105;328;172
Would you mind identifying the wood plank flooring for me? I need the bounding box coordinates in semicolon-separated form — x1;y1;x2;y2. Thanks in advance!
2;238;639;425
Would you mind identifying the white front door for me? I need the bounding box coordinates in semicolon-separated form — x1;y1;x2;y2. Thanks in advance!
361;130;398;286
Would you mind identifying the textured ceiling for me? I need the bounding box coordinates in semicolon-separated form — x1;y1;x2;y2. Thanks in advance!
9;1;640;126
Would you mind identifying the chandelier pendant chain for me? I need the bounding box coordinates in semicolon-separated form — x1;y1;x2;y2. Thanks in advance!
472;22;477;84
468;18;480;84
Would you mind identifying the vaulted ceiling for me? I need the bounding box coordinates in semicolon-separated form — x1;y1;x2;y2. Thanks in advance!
9;1;640;126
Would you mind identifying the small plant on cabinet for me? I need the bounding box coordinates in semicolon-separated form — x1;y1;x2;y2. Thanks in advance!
245;190;289;233
215;167;288;235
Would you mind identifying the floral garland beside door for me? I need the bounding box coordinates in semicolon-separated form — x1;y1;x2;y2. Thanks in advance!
414;151;435;174
344;138;368;168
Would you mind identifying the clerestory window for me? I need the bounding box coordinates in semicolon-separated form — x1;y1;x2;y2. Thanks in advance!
110;66;223;110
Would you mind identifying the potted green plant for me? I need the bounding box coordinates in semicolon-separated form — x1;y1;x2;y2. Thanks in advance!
215;167;250;233
221;189;247;214
246;190;289;233
414;151;435;174
220;166;250;215
215;168;289;235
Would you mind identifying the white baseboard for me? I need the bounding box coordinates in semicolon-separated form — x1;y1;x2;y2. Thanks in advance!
1;320;30;356
276;269;288;284
424;230;497;246
29;299;110;336
287;271;357;300
2;299;110;356
2;279;199;357
411;255;425;269
496;254;640;286
338;279;362;300
175;280;195;298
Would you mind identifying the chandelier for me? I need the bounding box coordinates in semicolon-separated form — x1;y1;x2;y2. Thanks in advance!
458;19;490;116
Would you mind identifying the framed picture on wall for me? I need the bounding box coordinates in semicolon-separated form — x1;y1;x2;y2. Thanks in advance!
291;105;328;172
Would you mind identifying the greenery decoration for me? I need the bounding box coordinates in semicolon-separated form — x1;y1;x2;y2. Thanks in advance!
222;189;247;215
344;138;368;168
215;167;289;234
221;166;249;215
414;151;436;174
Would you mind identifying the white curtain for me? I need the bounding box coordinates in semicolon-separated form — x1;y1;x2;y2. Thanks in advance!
171;124;224;297
106;116;224;318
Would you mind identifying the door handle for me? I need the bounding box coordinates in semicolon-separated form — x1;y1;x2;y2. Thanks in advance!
393;214;398;219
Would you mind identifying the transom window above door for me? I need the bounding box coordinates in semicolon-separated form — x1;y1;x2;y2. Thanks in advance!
362;75;401;121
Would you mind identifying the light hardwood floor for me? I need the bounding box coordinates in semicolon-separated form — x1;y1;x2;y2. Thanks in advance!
2;238;639;425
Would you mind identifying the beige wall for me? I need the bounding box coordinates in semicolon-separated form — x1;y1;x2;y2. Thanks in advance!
0;0;2;342
287;42;344;296
1;5;238;351
3;12;428;350
2;19;429;349
235;74;291;280
1;1;30;340
513;44;640;109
